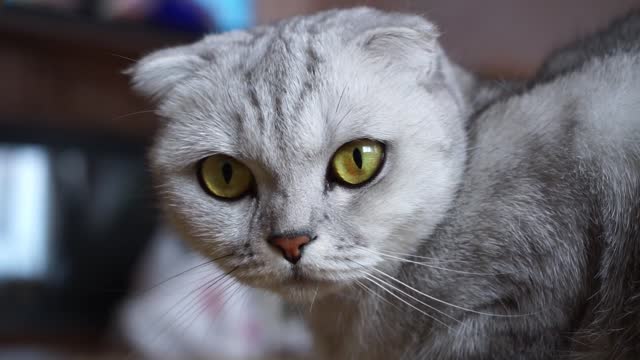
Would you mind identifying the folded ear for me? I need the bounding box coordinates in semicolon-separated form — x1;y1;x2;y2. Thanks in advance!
355;16;440;80
126;45;207;101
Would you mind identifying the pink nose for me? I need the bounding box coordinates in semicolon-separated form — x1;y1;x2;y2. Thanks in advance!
268;235;311;264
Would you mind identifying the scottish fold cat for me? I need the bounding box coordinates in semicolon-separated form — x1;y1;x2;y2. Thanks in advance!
128;7;640;359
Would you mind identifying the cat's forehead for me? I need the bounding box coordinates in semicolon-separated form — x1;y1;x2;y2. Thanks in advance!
187;37;329;159
160;25;351;162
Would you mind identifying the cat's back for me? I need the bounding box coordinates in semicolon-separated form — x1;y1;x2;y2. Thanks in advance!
476;11;640;169
474;10;640;238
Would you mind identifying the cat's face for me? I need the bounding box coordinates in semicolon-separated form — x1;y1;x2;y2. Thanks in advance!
132;8;468;302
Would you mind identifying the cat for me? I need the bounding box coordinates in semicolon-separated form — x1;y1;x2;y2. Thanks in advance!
128;7;640;360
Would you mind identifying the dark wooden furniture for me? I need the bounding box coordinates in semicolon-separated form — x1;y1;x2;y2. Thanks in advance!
0;7;199;141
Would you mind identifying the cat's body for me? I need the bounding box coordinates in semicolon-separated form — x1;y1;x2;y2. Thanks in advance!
130;8;640;360
310;13;640;359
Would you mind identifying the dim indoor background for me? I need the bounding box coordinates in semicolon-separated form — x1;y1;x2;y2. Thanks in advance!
0;0;638;358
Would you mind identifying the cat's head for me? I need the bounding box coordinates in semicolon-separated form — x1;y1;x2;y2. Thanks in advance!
130;8;469;302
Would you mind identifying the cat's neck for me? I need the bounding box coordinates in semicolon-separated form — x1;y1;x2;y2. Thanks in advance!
306;287;372;358
305;279;415;359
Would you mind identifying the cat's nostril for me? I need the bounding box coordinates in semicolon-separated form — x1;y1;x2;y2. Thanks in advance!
267;234;312;264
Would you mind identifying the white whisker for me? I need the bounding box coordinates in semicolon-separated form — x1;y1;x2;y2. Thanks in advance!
203;283;247;342
138;254;233;296
362;272;460;324
354;245;451;262
369;267;531;318
175;271;238;334
354;279;404;313
362;246;475;265
309;286;319;314
357;247;503;276
112;109;157;121
361;273;452;329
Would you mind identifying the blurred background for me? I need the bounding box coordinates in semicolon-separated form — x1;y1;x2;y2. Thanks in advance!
0;0;639;358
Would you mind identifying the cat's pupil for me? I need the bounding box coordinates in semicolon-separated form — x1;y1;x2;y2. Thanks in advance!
353;148;363;169
222;162;233;184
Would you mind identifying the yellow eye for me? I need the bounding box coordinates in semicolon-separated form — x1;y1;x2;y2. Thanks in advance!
198;155;254;199
331;139;384;186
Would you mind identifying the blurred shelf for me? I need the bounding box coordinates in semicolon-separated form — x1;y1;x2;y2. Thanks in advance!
0;7;202;141
0;7;201;54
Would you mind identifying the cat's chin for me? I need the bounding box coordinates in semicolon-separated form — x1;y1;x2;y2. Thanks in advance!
271;282;341;303
243;275;343;303
237;271;349;303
